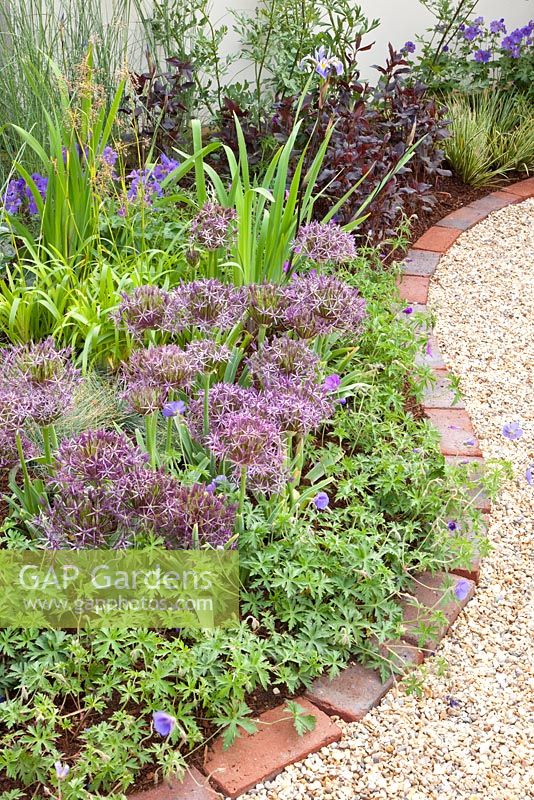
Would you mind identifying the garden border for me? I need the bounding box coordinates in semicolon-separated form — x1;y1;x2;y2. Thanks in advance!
130;177;534;800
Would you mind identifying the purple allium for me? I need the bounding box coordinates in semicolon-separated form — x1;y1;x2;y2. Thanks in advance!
160;483;236;548
454;578;471;601
124;345;195;393
122;379;167;416
0;428;38;469
153;711;176;737
300;45;343;78
164;280;247;334
281;273;366;338
324;374;341;392
114;285;170;337
447;520;458;531
313;491;330;510
502;421;523;440
208;411;286;492
490;18;506;35
188;383;265;440
189;203;237;250
265;377;334;435
247;336;320;388
293;221;356;264
162;400;186;418
474;48;492;62
403;41;416;53
0;338;80;426
247;282;286;328
37;487;132;550
185;340;231;372
54;762;70;780
53;429;149;490
526;465;533;486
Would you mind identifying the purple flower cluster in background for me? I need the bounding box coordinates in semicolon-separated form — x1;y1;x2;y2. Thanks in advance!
3;174;48;215
282;273;367;338
247;336;320;387
293;221;356;264
36;428;236;549
474;48;491;63
163;280;248;335
189;203;237;250
501;20;534;57
114;285;170;337
125;154;179;204
462;16;484;42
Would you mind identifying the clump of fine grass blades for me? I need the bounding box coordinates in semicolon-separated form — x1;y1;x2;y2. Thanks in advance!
444;90;534;187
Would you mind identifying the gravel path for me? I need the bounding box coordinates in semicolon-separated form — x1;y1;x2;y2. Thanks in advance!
241;198;534;800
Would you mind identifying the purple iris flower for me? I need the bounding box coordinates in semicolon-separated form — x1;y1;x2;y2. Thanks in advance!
324;374;341;391
502;421;523;440
454;579;471;601
313;491;330;510
162;400;186;418
153;711;176;736
474;48;492;63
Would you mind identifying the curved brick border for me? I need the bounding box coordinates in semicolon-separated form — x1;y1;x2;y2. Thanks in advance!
132;177;534;800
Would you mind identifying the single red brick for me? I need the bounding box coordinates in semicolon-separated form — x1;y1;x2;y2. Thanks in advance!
413;226;460;252
401;249;441;276
423;369;465;409
505;177;534;198
425;408;482;456
399;571;476;649
414;335;446;369
444;455;490;512
436;207;486;230
468;192;518;212
204;698;341;797
397;275;430;304
129;769;219;800
306;663;393;722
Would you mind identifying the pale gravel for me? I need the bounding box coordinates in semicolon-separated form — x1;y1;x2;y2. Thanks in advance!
239;198;534;800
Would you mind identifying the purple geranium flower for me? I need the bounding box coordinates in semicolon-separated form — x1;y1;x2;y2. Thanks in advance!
324;374;341;391
402;306;414;315
454;579;471;601
447;520;458;532
490;19;506;35
526;465;533;486
502;421;523;440
474;48;492;63
313;491;330;510
54;761;70;780
153;711;176;737
403;41;416;53
162;400;186;418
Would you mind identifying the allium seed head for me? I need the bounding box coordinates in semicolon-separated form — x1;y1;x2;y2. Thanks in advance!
164;280;247;334
293;221;356;264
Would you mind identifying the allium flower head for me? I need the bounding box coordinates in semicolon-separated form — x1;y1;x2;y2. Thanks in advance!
124;345;195;393
247;336;320;388
208;411;286;492
187;383;266;440
185;340;231;372
293;221;356;264
123;380;167;416
164;280;247;334
281;273;366;338
153;711;176;737
114;285;170;337
247;283;286;328
53;429;149;490
265;377;334;435
189;203;237;250
162;483;236;548
0;338;80;425
299;45;343;78
0;428;38;469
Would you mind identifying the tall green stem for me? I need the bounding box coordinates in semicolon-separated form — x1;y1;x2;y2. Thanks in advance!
145;412;158;468
238;466;247;534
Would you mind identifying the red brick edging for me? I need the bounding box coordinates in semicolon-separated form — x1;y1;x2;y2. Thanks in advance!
133;177;534;800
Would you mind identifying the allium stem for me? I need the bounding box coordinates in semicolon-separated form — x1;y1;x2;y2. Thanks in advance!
238;466;247;534
207;251;218;280
145;412;159;468
292;436;305;486
42;424;56;466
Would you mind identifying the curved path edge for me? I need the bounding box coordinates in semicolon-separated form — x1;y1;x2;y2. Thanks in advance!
130;176;534;800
